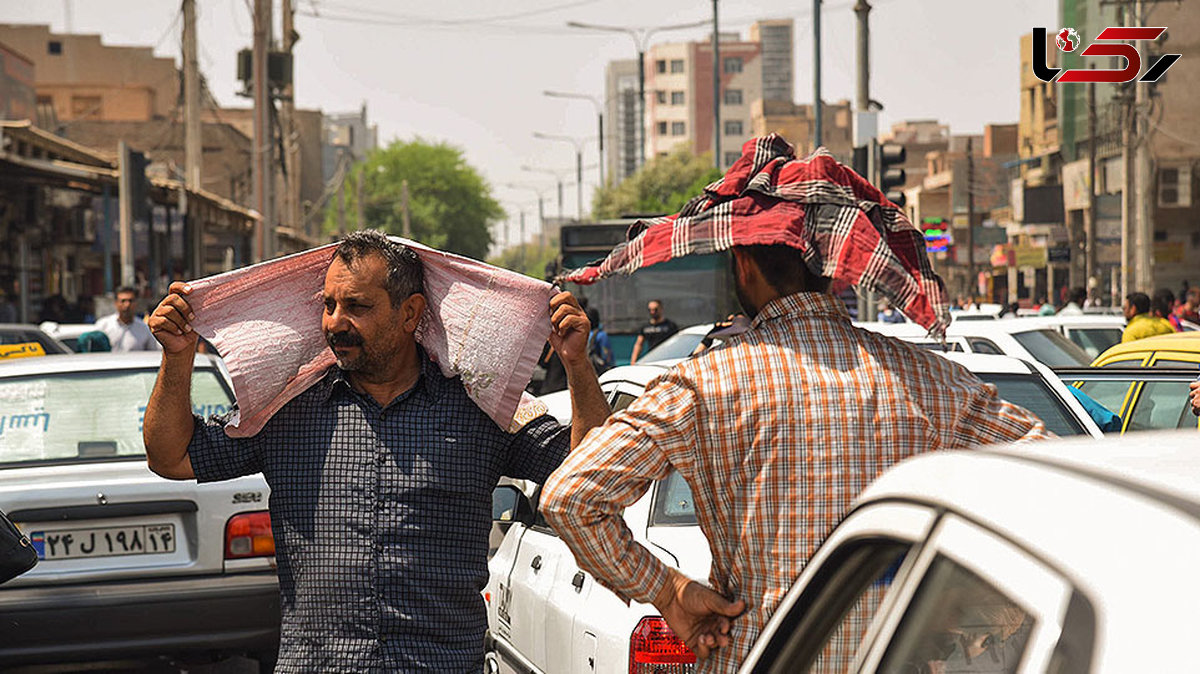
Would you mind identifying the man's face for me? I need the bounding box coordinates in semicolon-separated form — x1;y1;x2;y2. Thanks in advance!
115;292;136;321
729;251;760;319
1122;299;1136;320
321;254;409;374
648;301;662;322
1188;290;1200;309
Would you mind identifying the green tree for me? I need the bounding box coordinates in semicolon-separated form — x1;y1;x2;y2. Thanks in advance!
325;138;503;260
591;145;723;219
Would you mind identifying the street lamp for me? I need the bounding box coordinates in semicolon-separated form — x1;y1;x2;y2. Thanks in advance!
566;19;710;170
532;132;598;220
544;90;606;187
504;182;549;247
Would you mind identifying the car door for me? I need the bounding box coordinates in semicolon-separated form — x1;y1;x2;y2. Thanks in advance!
1072;369;1200;433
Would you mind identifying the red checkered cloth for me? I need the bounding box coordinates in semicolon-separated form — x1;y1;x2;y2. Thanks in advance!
558;134;952;336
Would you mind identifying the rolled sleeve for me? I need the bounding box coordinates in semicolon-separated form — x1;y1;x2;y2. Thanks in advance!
540;373;699;606
188;409;265;483
504;413;571;484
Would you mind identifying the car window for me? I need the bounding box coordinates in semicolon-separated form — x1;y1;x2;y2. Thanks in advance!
0;367;233;467
1128;380;1197;431
910;340;966;353
0;332;66;355
649;469;696;526
966;338;1003;355
876;555;1033;674
1074;380;1133;420
977;374;1086;436
1011;329;1092;367
611;391;639;413
1152;359;1199;369
638;331;705;362
1065;328;1123;360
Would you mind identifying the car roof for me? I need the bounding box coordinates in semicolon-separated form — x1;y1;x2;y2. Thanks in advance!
1017;314;1126;328
0;352;220;377
934;351;1035;374
1096;331;1200;360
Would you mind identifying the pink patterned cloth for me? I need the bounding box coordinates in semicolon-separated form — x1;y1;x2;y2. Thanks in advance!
186;238;555;437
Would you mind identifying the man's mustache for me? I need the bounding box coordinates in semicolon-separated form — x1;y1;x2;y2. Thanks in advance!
326;331;364;348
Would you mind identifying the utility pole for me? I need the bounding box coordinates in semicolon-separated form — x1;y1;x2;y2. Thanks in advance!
118;141;135;288
519;209;527;272
356;168;365;230
252;0;274;261
182;0;203;277
1119;3;1135;298
854;0;870;115
1133;0;1153;294
966;136;976;297
712;0;721;169
401;179;412;238
336;157;346;235
281;0;300;234
812;0;823;149
1086;79;1097;296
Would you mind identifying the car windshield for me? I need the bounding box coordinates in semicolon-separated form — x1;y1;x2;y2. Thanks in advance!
1010;329;1092;367
1066;327;1123;360
977;373;1085;436
0;367;233;467
639;330;708;363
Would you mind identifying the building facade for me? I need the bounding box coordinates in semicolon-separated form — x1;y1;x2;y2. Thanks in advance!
604;59;640;184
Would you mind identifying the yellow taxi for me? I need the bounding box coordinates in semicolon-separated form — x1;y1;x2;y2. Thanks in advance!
1071;332;1200;433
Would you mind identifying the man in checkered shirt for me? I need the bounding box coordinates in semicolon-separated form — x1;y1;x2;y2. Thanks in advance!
541;243;1052;671
142;230;610;671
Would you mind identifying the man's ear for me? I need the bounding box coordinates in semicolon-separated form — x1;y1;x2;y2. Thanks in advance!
730;248;755;286
400;293;427;333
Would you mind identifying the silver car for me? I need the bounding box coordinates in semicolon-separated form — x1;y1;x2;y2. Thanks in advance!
0;352;279;668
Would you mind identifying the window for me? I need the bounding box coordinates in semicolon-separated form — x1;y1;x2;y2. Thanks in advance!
1066;328;1123;360
655;60;667;74
70;95;102;120
47;41;62;55
977;374;1086;436
670;91;685;105
655;90;667;104
1128;380;1196;431
724;152;741;167
611;392;638;413
656;121;668;135
967;338;1003;355
650;470;697;526
1011;329;1092;367
724;120;744;136
724;89;743;105
1076;379;1135;425
724;56;743;73
1158;165;1192;207
671;121;686;136
670;59;685;73
876;556;1033;674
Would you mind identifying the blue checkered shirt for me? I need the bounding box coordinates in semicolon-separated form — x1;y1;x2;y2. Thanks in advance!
189;353;570;672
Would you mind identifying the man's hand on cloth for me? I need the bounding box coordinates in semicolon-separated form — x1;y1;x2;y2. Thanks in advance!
654;568;747;662
548;291;592;370
149;282;199;355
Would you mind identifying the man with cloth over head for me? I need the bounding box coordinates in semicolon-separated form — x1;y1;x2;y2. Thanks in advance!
143;230;610;672
541;136;1053;671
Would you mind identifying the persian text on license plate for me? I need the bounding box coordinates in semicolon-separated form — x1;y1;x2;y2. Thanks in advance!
30;524;176;560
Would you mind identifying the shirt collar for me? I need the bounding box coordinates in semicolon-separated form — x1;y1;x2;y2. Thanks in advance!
749;291;851;330
318;344;447;406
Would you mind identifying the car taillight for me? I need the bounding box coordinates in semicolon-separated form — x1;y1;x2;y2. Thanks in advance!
630;616;695;674
225;511;275;559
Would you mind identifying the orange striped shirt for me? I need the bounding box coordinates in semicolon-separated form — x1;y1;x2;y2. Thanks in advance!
541;292;1051;671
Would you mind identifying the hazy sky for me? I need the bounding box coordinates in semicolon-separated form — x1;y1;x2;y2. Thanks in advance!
4;0;1056;245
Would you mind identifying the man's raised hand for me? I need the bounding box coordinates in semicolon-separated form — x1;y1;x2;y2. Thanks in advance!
149;281;199;355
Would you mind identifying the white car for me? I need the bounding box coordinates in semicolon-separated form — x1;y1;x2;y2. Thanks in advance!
740;430;1200;673
484;350;1101;674
858;317;1096;368
38;321;100;352
0;353;279;669
637;323;715;363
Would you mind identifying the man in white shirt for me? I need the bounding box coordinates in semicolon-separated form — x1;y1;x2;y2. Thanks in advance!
95;286;160;352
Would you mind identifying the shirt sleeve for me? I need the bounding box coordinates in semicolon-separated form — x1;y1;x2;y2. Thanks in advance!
952;380;1056;447
188;407;266;482
503;413;571;484
540;372;700;606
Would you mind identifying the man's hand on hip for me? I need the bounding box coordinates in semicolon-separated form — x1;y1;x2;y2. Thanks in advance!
654;569;746;662
149;281;199;355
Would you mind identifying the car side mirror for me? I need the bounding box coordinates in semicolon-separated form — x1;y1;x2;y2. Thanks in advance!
491;484;534;526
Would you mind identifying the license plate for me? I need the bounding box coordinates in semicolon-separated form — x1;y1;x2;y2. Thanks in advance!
29;524;176;560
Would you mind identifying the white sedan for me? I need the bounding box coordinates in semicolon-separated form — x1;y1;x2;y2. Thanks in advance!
484;350;1100;674
858;317;1097;368
740;430;1200;673
0;352;279;669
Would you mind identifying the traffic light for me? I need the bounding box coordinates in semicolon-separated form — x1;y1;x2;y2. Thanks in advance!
877;142;907;208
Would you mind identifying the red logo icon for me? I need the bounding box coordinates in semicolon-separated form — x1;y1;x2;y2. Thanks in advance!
1032;26;1180;83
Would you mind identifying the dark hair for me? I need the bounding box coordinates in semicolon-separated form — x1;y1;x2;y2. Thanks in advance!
1151;288;1175;317
1070;287;1087;305
736;244;830;295
115;286;137;297
1125;292;1150;315
334;230;424;307
586;307;600;327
